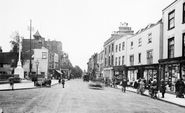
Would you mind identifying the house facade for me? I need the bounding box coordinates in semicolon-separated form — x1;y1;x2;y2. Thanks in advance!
126;21;163;86
159;0;185;92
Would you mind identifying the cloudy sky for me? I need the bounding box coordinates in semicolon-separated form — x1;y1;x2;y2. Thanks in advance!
0;0;175;70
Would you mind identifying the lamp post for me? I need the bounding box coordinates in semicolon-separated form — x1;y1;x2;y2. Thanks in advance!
35;60;39;77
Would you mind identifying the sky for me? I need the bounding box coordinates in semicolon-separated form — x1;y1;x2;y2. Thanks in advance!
0;0;175;71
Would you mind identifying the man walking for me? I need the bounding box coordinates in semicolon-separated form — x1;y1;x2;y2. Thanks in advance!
62;79;65;88
121;77;127;92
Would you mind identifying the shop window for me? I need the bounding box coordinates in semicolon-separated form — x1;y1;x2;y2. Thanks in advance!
168;37;174;58
130;55;134;66
181;64;185;80
183;2;185;23
42;52;47;59
168;10;175;30
147;50;153;64
122;42;125;50
138;38;142;46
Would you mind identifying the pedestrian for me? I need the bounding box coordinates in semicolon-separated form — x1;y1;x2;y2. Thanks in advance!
9;77;14;91
58;77;61;84
62;79;65;88
160;79;166;98
179;78;184;98
120;77;127;92
175;79;180;98
151;79;158;98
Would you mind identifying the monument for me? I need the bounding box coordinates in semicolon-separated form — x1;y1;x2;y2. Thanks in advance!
14;37;24;79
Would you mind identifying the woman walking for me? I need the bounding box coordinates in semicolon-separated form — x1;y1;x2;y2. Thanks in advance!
160;79;166;98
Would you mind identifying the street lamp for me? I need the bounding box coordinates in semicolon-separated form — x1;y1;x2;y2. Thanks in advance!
35;60;39;77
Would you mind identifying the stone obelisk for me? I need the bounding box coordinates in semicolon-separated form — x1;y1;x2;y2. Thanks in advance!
14;38;24;79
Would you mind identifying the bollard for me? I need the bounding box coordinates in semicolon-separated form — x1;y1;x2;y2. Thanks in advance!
0;108;3;113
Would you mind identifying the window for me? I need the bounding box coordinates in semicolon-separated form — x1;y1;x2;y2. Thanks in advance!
168;10;175;30
116;45;118;52
168;37;174;58
138;38;142;46
183;3;185;23
115;57;117;66
112;55;114;66
119;57;121;65
108;56;110;66
131;41;133;49
105;48;107;55
122;42;125;50
109;45;111;53
183;33;185;57
147;50;153;64
42;52;47;59
130;55;134;66
148;33;152;43
104;58;106;66
138;53;141;63
122;56;124;65
119;44;121;51
112;43;114;52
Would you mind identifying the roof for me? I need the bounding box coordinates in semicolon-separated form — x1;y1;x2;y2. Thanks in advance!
33;30;42;39
162;0;178;12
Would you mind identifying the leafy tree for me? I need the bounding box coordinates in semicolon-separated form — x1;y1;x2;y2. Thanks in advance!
10;31;22;53
71;65;83;78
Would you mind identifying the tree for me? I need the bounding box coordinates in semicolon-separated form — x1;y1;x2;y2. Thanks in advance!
10;31;22;53
71;65;83;78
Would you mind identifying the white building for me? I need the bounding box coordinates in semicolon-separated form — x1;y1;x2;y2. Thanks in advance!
33;47;49;78
159;0;185;92
126;21;163;85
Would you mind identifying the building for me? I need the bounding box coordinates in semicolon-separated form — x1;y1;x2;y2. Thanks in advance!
97;50;104;78
159;0;185;92
113;22;134;81
126;20;163;86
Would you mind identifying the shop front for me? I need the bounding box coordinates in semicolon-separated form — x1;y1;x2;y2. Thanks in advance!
127;64;159;88
159;57;185;93
113;65;127;84
103;67;113;81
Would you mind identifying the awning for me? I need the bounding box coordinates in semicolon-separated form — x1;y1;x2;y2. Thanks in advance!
56;70;63;75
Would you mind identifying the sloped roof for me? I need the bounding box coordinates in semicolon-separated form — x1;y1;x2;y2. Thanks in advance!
33;30;42;39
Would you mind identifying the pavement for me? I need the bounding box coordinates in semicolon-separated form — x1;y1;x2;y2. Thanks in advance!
0;79;59;91
0;80;185;108
116;85;185;108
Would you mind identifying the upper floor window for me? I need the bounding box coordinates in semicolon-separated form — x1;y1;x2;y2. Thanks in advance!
116;45;118;52
112;43;114;52
115;57;117;66
183;33;185;57
119;57;121;65
104;58;107;66
122;56;124;65
147;50;153;64
122;42;125;50
105;48;107;55
183;3;185;23
148;33;152;43
42;52;47;59
138;53;141;63
168;10;175;30
130;55;134;66
119;44;121;51
109;45;111;53
138;38;142;46
131;41;133;49
108;56;111;66
112;55;114;66
168;37;174;58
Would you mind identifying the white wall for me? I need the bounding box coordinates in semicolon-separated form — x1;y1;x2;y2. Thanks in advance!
126;23;162;66
163;0;185;58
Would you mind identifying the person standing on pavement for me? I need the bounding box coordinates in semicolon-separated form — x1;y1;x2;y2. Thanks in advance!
120;77;127;92
58;77;61;84
175;79;180;97
179;78;184;98
9;77;14;91
62;79;65;88
160;79;166;98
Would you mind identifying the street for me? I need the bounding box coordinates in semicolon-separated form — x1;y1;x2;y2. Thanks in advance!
0;79;185;113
